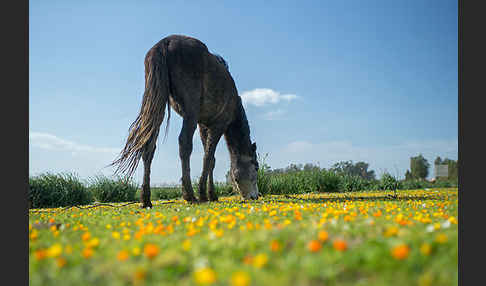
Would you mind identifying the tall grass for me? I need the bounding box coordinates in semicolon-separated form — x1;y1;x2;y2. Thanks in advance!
88;175;138;203
29;172;93;208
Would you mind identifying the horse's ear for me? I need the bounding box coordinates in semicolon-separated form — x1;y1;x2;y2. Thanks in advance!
251;142;257;152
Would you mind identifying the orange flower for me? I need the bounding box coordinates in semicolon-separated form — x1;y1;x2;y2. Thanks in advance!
243;255;253;265
117;250;129;261
56;257;67;268
34;249;48;260
391;244;410;260
81;232;91;241
333;239;348;251
133;268;147;282
307;240;322;252
270;240;282;252
82;248;94;259
318;230;329;242
143;243;159;259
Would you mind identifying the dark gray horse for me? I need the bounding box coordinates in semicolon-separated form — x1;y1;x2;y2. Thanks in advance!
112;35;259;208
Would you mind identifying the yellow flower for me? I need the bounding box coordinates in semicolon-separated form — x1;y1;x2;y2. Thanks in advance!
30;229;39;240
435;233;448;244
384;226;399;237
194;267;217;285
112;231;121;239
132;247;141;256
86;238;100;248
64;245;73;254
253;253;268;268
420;243;431;256
47;243;62;258
182;239;192;251
231;271;250;286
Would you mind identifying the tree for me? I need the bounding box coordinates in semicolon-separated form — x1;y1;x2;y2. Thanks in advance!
442;158;458;182
404;169;413;181
330;160;376;180
434;156;442;165
433;156;458;182
410;154;430;180
303;163;320;172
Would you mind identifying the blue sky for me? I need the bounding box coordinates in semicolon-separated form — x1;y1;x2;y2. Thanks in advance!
29;0;458;184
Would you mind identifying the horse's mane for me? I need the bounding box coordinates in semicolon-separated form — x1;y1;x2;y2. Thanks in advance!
213;54;229;71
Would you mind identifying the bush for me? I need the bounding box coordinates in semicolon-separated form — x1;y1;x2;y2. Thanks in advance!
214;182;236;197
89;175;138;203
401;179;429;190
378;173;402;191
316;170;342;193
433;179;455;188
340;175;366;192
29;172;93;208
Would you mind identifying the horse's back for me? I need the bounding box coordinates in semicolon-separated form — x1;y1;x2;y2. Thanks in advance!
151;35;238;126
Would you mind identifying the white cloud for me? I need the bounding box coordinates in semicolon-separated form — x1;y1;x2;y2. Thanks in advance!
29;132;120;154
277;139;458;179
262;109;286;120
240;88;298;107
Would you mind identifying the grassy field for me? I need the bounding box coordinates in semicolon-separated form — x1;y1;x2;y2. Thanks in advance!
29;188;458;286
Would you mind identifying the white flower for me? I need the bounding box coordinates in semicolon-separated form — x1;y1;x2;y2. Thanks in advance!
194;258;209;269
192;217;197;223
426;224;435;232
442;220;451;229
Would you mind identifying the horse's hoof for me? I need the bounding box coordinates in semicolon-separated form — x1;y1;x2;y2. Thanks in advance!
140;203;153;209
184;196;199;204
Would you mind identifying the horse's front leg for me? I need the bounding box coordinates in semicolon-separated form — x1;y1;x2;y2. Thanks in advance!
207;156;218;201
179;117;198;203
197;127;222;202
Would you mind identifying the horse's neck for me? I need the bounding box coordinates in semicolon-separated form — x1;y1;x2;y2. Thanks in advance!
224;101;251;165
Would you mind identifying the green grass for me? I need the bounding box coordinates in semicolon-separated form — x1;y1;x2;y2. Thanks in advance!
29;188;458;286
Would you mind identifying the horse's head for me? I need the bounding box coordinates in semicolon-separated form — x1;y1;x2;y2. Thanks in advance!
231;142;259;200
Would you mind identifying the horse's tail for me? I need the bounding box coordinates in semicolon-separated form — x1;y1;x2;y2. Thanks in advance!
111;40;171;179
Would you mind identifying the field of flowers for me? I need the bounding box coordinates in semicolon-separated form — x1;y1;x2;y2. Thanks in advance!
29;188;458;286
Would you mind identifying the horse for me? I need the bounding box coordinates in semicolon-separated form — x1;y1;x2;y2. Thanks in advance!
111;35;259;208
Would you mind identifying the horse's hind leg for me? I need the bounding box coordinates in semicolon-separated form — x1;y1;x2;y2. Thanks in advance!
141;139;157;208
179;117;198;203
